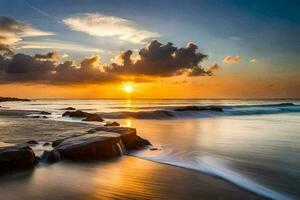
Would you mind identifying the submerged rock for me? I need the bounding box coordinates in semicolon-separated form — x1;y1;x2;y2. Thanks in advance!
43;142;50;146
174;106;223;112
30;116;41;118
104;121;120;127
0;145;36;175
26;140;38;145
40;111;51;115
61;107;76;110
62;110;104;122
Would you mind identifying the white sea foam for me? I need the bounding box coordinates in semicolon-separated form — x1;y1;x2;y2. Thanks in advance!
130;148;293;200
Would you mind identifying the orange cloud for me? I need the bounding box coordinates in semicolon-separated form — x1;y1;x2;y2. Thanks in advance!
223;56;240;63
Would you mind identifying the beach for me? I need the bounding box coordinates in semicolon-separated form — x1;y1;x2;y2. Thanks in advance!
0;99;299;199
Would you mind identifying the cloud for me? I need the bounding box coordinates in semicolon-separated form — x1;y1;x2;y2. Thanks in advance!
34;51;59;60
18;40;103;53
63;13;159;43
105;40;210;76
250;58;256;63
0;53;117;84
0;40;217;84
186;64;220;76
0;16;54;53
223;55;240;63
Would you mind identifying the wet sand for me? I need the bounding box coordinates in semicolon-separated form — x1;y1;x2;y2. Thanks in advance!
0;109;263;199
0;157;263;200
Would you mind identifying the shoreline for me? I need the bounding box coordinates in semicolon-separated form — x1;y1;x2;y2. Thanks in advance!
0;108;266;199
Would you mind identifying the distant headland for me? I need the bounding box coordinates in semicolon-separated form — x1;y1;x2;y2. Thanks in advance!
0;97;30;102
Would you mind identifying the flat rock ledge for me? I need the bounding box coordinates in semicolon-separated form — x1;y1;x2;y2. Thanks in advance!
0;127;151;175
0;145;36;175
42;126;151;163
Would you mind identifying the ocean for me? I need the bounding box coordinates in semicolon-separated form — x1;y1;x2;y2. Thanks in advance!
0;99;299;199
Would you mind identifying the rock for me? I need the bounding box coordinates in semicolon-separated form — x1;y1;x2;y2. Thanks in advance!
26;140;38;145
42;116;48;119
40;111;51;115
30;116;41;118
43;126;151;163
150;147;158;151
43;142;50;146
87;129;97;133
174;106;223;112
61;107;76;110
52;138;64;147
88;126;151;150
104;121;120;127
63;110;104;122
34;156;41;165
42;133;123;162
82;114;104;122
0;145;36;175
62;110;86;117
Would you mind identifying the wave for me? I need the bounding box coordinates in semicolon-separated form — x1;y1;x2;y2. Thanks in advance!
99;103;300;119
131;148;293;200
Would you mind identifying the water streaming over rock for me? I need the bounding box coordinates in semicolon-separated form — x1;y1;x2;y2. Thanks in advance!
116;140;126;155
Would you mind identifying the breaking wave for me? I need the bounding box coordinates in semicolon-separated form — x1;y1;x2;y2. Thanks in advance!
99;103;300;119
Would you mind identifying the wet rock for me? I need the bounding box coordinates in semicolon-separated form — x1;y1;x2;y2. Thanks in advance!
43;142;50;146
174;106;223;112
43;126;151;163
62;110;86;117
30;116;40;118
34;156;41;165
63;110;104;122
61;107;76;110
88;126;151;150
52;138;64;147
42;133;123;162
0;145;36;174
26;140;38;145
87;129;97;133
40;111;51;115
82;114;104;122
104;121;120;127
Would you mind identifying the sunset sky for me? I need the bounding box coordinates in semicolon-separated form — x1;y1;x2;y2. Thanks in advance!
0;0;299;98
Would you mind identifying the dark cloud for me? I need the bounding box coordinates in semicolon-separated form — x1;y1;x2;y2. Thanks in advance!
0;40;218;84
0;43;13;56
105;40;210;76
0;53;117;84
187;63;221;76
34;51;59;60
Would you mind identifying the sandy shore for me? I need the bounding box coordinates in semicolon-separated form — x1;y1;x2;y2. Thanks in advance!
0;109;264;199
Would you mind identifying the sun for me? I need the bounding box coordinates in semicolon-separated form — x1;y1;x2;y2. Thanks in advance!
123;84;134;93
